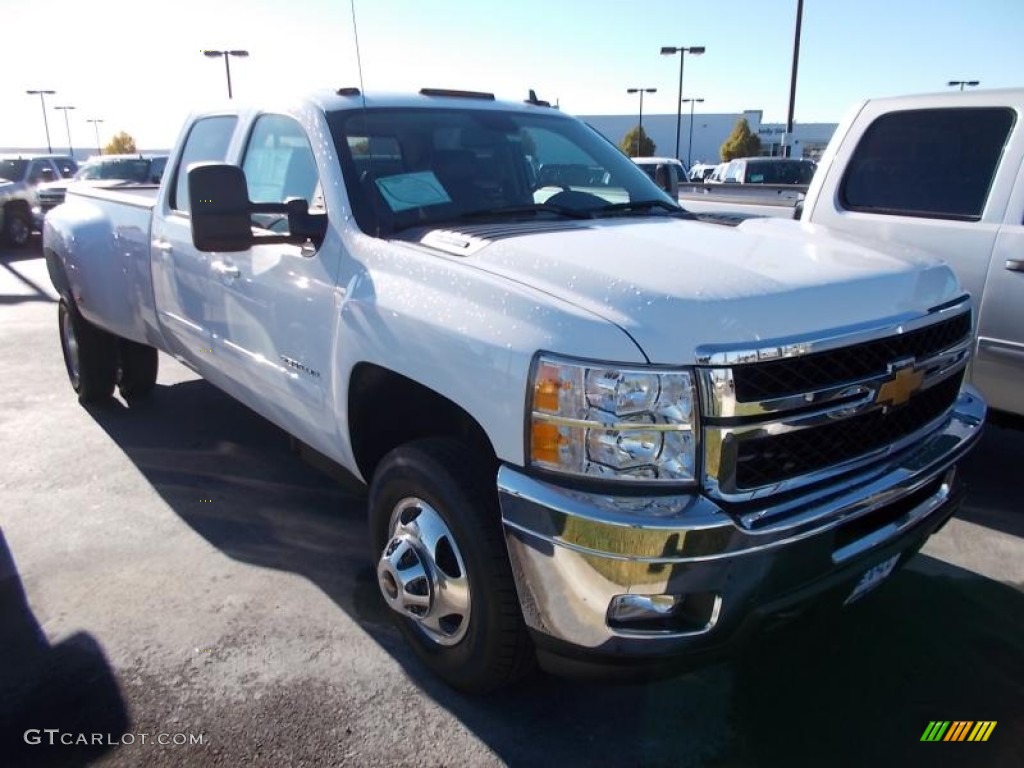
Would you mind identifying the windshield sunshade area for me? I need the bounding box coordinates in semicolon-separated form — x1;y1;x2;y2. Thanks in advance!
327;107;684;236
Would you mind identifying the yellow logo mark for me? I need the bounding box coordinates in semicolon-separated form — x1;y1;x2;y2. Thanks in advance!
876;363;924;408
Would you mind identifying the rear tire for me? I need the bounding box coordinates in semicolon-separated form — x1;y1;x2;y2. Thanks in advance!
369;438;534;693
117;339;158;400
58;299;117;403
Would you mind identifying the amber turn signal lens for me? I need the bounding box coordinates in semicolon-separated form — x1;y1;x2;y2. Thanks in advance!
533;362;563;412
531;420;563;464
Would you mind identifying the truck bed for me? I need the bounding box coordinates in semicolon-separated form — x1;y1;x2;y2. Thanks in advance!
48;185;161;347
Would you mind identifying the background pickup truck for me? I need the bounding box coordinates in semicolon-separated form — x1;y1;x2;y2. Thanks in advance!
678;157;816;220
0;154;78;245
800;87;1024;419
44;88;984;692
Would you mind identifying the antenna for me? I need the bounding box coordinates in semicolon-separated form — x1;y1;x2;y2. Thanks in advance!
349;0;367;98
349;0;386;236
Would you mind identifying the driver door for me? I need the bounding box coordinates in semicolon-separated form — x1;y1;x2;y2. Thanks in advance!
204;113;340;447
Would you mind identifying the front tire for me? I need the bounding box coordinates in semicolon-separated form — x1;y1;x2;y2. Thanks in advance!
369;438;534;693
3;208;31;248
58;299;117;403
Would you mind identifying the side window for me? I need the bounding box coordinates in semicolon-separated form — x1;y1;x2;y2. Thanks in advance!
241;114;321;209
840;107;1016;221
171;115;238;213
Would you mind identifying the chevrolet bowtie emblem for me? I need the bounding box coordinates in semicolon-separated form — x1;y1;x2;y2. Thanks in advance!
875;363;924;408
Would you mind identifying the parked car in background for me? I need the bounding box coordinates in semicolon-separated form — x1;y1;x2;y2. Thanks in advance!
800;87;1024;419
0;154;78;246
631;156;686;197
720;157;817;185
688;163;717;182
705;162;729;183
34;154;168;226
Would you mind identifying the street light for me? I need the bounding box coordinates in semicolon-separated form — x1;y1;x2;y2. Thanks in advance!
87;119;105;156
54;105;76;157
626;87;657;156
682;97;704;170
203;49;250;99
947;80;980;91
660;46;706;161
26;89;56;153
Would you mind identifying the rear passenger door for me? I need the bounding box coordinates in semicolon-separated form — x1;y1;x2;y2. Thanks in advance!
974;158;1024;414
151;115;237;368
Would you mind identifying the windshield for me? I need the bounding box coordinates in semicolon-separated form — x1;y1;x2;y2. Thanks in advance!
327;107;678;235
0;159;29;182
75;158;155;182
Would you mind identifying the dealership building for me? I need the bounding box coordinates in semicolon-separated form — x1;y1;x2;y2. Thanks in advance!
580;110;838;166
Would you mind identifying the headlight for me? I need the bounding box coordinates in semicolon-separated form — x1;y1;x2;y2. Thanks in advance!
528;353;698;484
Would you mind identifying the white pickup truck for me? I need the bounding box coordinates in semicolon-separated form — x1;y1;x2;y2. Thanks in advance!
44;88;985;692
801;87;1024;419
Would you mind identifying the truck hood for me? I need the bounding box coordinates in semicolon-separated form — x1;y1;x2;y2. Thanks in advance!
412;216;962;364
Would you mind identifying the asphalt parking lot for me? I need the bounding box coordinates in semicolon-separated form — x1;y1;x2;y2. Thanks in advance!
1;239;1021;768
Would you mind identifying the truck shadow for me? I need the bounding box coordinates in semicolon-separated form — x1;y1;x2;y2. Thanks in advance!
0;529;130;768
84;378;1023;767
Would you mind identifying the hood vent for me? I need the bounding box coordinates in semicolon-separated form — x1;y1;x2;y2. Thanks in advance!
408;220;592;256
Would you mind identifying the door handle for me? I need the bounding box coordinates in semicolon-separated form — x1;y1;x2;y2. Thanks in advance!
153;240;173;255
211;261;240;279
1006;259;1024;272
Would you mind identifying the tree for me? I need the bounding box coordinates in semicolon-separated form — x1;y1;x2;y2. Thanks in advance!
104;131;137;155
619;126;655;157
719;119;761;161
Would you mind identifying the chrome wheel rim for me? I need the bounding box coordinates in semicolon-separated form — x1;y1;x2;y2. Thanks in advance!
61;307;81;389
377;497;471;646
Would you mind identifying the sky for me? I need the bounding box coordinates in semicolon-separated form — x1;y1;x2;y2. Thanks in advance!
4;0;1023;150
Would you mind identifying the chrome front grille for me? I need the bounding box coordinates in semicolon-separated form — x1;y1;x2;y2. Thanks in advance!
697;299;973;503
37;190;66;211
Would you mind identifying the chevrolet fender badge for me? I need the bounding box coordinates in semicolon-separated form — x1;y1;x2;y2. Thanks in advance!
875;362;924;408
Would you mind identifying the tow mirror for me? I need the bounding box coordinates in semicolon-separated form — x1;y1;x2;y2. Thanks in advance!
189;163;254;252
189;163;328;253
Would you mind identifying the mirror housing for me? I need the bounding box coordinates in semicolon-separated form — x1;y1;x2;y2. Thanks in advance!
189;163;255;252
188;163;328;252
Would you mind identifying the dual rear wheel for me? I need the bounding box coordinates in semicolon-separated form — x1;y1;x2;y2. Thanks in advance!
58;299;158;403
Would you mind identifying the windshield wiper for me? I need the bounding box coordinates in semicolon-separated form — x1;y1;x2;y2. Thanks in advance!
594;199;693;218
391;203;593;234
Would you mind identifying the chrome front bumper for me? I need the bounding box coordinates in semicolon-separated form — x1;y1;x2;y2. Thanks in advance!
498;387;985;664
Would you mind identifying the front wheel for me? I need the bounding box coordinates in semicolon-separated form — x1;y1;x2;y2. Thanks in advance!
2;208;31;248
58;299;117;403
369;438;534;692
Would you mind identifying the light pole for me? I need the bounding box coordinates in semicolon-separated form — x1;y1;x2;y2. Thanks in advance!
660;45;705;161
26;89;56;153
626;87;657;156
54;105;76;157
203;49;249;99
87;119;105;156
947;80;980;91
682;97;704;170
